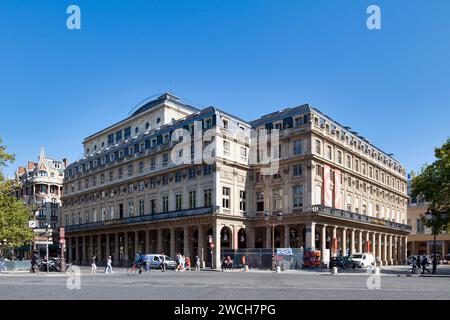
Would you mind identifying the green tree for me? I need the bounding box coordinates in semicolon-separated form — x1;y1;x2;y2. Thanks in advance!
0;137;34;255
411;138;450;216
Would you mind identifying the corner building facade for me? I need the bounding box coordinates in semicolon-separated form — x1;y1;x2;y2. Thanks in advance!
62;93;410;268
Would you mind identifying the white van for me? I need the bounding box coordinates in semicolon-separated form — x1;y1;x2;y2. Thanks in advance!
349;253;375;268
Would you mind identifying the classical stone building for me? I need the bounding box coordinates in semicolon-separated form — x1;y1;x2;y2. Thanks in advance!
14;148;67;256
62;93;410;268
406;184;449;257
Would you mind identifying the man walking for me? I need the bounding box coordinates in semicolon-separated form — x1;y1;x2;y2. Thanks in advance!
195;256;200;272
421;255;431;274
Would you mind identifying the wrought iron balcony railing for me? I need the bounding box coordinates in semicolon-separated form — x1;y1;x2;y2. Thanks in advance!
65;206;216;232
312;205;412;232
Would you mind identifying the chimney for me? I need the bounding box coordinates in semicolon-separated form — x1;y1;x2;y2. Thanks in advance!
62;158;68;168
18;166;26;175
27;162;36;170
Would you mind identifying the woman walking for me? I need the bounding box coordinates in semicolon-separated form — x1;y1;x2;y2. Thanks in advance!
91;256;97;274
105;256;113;274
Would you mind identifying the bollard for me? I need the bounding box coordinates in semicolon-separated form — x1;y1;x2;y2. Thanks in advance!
331;267;338;275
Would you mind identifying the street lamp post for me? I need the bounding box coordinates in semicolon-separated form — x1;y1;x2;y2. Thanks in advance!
264;210;283;270
425;210;439;275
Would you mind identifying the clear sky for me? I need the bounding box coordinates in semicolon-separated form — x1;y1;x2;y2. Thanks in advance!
1;0;449;178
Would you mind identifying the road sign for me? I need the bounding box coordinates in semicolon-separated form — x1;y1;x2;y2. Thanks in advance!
29;221;37;228
35;236;53;241
35;241;53;245
33;229;53;234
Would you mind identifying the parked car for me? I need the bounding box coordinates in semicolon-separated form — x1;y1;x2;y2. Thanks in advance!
329;256;356;269
142;254;177;270
349;253;375;268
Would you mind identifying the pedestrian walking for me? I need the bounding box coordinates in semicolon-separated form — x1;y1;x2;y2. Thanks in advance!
30;251;38;273
105;256;113;274
411;257;417;274
160;254;167;272
195;256;200;272
91;256;97;274
185;256;191;271
421;255;431;274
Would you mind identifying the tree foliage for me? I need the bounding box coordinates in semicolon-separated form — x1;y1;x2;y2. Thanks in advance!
411;138;450;233
0;137;34;251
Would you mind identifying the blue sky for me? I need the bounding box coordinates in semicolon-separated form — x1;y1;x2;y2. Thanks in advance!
1;0;449;177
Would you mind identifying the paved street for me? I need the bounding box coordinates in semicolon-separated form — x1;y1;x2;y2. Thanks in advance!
1;266;449;300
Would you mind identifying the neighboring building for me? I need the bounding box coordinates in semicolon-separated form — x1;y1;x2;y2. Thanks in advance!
14;148;67;256
406;180;449;257
62;93;410;268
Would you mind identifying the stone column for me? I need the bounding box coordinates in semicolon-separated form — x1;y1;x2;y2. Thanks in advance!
133;231;138;256
372;232;376;258
403;237;408;265
342;228;347;257
389;235;393;265
358;230;363;253
213;222;221;270
394;235;398;265
383;234;388;265
89;235;94;261
145;230;150;254
377;233;382;265
170;227;176;259
157;229;163;254
67;237;72;263
246;227;255;249
350;229;355;255
321;225;327;263
82;236;87;265
284;224;291;248
124;232;129;264
198;225;204;266
183;226;190;257
265;226;272;249
232;225;239;250
365;231;370;253
97;234;102;262
114;233;119;265
305;222;316;250
105;233;110;259
75;237;80;265
331;226;337;257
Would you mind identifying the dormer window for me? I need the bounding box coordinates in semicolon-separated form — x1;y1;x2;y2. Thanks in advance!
157;118;161;124
135;127;139;135
145;122;150;130
223;119;229;129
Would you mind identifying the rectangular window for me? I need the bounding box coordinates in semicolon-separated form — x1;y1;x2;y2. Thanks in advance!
188;168;196;179
293;140;303;155
175;194;182;211
256;192;264;212
128;164;133;176
337;151;342;164
119;204;124;219
150;199;156;214
189;191;196;209
150;158;155;170
293;185;303;208
108;134;114;145
293;164;303;177
162;175;168;185
326;145;332;160
203;165;212;176
175;171;182;182
223;140;231;155
115;131;123;142
354;159;359;172
161;196;169;213
222;187;230;209
124;127;131;139
139;200;145;216
162;153;169;166
240;191;246;211
204;188;212;207
315;140;321;154
346;155;352;169
240;147;247;159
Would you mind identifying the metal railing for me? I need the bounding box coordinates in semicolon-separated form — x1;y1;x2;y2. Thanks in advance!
65;206;216;232
312;205;412;231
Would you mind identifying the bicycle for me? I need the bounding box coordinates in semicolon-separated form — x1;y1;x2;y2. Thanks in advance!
127;262;144;275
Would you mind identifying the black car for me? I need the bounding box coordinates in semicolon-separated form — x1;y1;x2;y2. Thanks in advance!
329;257;356;269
